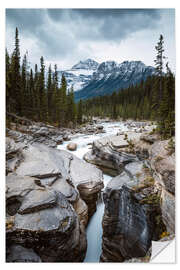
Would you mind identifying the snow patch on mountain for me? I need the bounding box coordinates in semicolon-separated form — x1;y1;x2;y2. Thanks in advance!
58;59;99;91
58;59;155;94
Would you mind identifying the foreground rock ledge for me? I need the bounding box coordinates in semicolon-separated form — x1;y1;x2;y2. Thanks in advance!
6;184;86;262
6;139;104;262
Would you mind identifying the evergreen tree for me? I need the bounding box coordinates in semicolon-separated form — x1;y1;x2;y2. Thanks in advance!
58;74;67;127
66;86;76;125
6;49;12;113
51;64;59;123
154;34;165;101
77;99;83;124
33;64;40;120
111;92;118;119
39;56;48;122
28;69;35;119
47;64;53;120
21;54;27;116
152;34;165;120
158;63;175;137
11;27;22;114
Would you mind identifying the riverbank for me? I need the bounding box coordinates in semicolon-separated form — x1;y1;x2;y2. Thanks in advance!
6;119;175;262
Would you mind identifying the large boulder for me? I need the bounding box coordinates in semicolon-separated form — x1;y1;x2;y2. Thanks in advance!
11;142;103;219
100;161;165;262
121;134;175;236
6;174;86;262
67;142;77;151
84;133;141;174
6;137;25;175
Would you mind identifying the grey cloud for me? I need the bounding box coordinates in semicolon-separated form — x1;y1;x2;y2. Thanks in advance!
6;9;169;68
6;9;47;35
46;9;162;41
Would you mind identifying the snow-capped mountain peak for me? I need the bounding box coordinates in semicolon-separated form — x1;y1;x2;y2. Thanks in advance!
58;59;99;91
58;59;155;93
71;59;99;70
74;60;155;100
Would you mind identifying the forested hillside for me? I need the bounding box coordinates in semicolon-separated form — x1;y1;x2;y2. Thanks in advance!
6;28;82;127
82;35;175;138
6;29;175;138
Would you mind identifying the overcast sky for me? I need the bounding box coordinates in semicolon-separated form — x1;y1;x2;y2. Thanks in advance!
6;8;175;72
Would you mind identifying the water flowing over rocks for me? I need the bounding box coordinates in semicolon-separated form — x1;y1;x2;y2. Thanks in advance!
6;119;106;149
6;120;175;263
6;122;72;148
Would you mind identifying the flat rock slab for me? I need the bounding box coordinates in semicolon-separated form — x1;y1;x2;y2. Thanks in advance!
6;173;37;199
51;177;79;203
111;136;129;148
15;143;103;189
70;157;103;188
18;189;57;214
14;192;75;233
15;143;66;178
106;171;136;191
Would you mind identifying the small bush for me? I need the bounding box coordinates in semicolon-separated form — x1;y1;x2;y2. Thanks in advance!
155;156;164;162
160;231;170;239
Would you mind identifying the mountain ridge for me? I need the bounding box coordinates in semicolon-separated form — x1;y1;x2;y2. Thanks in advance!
58;59;155;100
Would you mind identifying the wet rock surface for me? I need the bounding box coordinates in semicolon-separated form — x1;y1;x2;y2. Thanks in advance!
6;137;103;262
67;142;77;151
6;122;73;148
6;190;86;262
84;133;141;174
100;161;165;262
6;120;175;263
94;130;175;262
149;139;175;234
6;244;42;262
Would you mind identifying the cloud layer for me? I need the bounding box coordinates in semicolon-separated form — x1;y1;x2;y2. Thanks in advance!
6;9;175;71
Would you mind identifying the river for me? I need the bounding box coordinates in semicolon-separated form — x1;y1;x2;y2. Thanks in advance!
57;121;128;262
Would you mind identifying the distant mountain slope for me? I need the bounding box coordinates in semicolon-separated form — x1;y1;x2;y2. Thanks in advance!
58;59;99;91
74;60;155;101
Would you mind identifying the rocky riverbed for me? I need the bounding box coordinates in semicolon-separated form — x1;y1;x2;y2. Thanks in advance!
6;119;175;262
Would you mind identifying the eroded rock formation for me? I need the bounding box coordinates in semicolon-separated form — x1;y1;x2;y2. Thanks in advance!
6;138;103;262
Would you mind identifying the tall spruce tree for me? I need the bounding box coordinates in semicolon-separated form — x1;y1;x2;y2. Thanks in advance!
33;64;40;120
77;99;83;125
58;74;67;127
158;63;175;137
21;54;27;116
28;69;35;119
39;56;48;122
47;64;53;120
6;49;12;113
11;27;22;114
66;86;76;126
51;64;59;123
152;34;165;120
